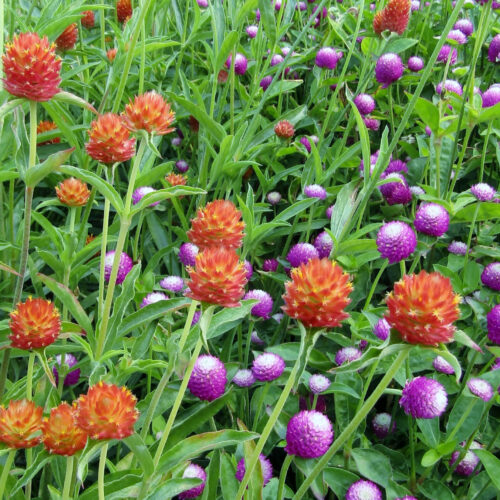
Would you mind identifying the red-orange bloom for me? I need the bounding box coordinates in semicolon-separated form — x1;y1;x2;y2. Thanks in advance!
0;399;43;449
3;32;61;101
56;177;91;207
9;297;61;350
187;200;245;250
107;48;117;62
37;120;60;145
165;173;187;186
282;258;352;328
116;0;132;23
85;113;136;164
42;403;87;455
186;247;247;307
122;91;176;135
385;271;461;346
75;382;138;440
373;0;411;35
274;120;294;139
81;10;95;29
56;24;78;51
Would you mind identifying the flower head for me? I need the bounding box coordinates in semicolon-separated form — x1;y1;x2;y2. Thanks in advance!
274;120;294;139
140;292;168;308
400;376;448;418
226;53;248;75
454;19;473;36
232;369;256;387
304;184;327;199
385;271;460;345
335;346;362;366
75;382;138;440
123;91;175;135
160;275;185;292
56;24;78;51
0;399;43;448
373;317;391;340
166;172;187;187
488;34;500;63
482;85;500;108
309;374;331;394
407;56;424;71
179;242;199;267
260;75;272;90
354;93;376;115
187;200;245;250
244;260;253;280
42;403;87;455
188;355;227;401
117;0;132;23
315;47;342;69
481;262;500;291
107;48;117;62
287;243;319;267
414;203;450;237
471;182;496;201
447;29;467;45
179;463;207;499
104;250;133;284
450;442;482;476
313;231;333;258
56;177;91;207
9;297;61;350
244;290;273;319
372;412;395;439
285;410;333;458
86;113;136;164
375;53;404;87
433;355;455;375
487;304;500;344
436;79;463;96
386;159;408;174
379;173;412;205
346;480;383;500
246;25;258;38
81;10;95;28
437;45;457;64
267;191;282;205
467;378;494;401
282;257;352;328
3;32;61;101
373;0;410;35
262;258;278;272
53;354;80;386
132;186;159;207
376;221;417;263
236;454;273;486
252;352;285;381
448;241;468;255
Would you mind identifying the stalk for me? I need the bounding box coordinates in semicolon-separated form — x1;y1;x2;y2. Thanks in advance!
363;260;388;310
277;454;293;500
0;449;16;499
98;443;108;500
62;455;74;500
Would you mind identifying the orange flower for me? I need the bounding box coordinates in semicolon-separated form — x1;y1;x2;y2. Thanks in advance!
107;48;117;62
56;177;91;207
385;271;461;346
187;200;245;250
122;91;176;135
282;258;352;328
37;120;60;145
56;24;78;51
274;120;294;139
0;399;43;449
3;32;61;101
81;10;95;29
166;173;187;186
186;247;247;307
42;403;87;455
75;382;138;440
9;297;61;350
116;0;132;23
373;0;411;36
85;113;136;164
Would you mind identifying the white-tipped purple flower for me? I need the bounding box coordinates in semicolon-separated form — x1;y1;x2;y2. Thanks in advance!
313;231;333;258
488;34;500;63
373;317;391;341
447;29;468;45
53;354;80;387
372;412;396;439
482;85;500;108
267;191;282;205
175;160;189;173
471;182;496;201
171;136;182;147
354;94;375;115
487;304;500;344
385;159;408;174
179;463;207;499
407;56;424;72
262;258;278;272
226;53;248;75
448;241;468;255
251;330;265;345
364;117;380;131
414;203;450;237
232;369;256;387
335;347;362;366
375;53;404;88
481;262;500;291
436;79;463;96
437;45;457;64
179;242;199;266
244;260;253;280
285;410;333;458
235;454;273;486
304;184;327;199
450;442;482;476
141;292;168;308
315;47;341;69
309;374;331;394
196;0;208;7
271;54;284;67
492;358;500;370
104;250;133;284
396;497;418;500
433;356;455;375
252;352;285;381
467;378;494;401
326;204;334;218
244;289;273;319
246;25;258;38
273;312;284;324
260;75;273;90
379;173;412;205
376;221;417;263
454;19;473;36
188;355;227;401
160;275;185;292
346;480;383;500
287;242;319;267
410;0;420;10
410;186;425;196
132;186;159;207
400;376;448;419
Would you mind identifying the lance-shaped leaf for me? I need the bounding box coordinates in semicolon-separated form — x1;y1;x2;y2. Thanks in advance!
25;148;74;187
130;186;206;216
52;90;97;114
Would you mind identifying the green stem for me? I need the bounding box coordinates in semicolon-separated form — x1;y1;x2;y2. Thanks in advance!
26;352;35;401
133;212;144;261
363;260;388;310
434;138;442;197
171;197;189;231
252;383;270;431
243;320;254;368
479;122;492;183
447;127;472;199
462;202;480;278
277;454;293;500
98;443;108;500
0;449;16;499
62;455;74;500
408;416;416;491
100;9;105;52
446;398;476;442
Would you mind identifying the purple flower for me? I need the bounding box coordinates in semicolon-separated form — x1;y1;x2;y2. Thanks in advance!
488;34;500;63
226;53;248;75
315;47;341;69
287;242;319;267
482;85;500;108
246;25;258;38
179;463;206;499
354;94;375;115
304;184;327;199
448;241;468;255
447;29;468;45
244;289;273;319
375;53;404;88
285;410;333;458
191;310;201;326
244;260;253;280
396;497;418;500
313;231;333;258
481;262;500;291
270;54;284;67
437;45;457;64
252;352;285;381
188;355;227;401
467;378;494;401
141;292;168;308
407;56;424;72
232;369;256;387
262;259;278;272
471;182;496;201
132;186;159;207
53;354;80;387
104;250;133;284
379;173;412;205
260;75;273;90
176;160;189;173
411;0;420;9
372;412;395;439
487;304;500;344
410;185;425;196
160;275;185;292
179;242;199;266
309;374;331;394
267;191;282;205
385;159;408;174
251;330;265;345
436;79;463;96
364;117;380;131
235;454;273;486
376;221;417;263
171;137;182;147
414;203;450;237
196;0;208;6
450;442;482;476
335;347;362;366
373;318;391;341
346;480;382;500
425;125;432;136
492;358;500;370
299;136;312;153
400;376;448;418
454;19;474;36
326;204;334;218
433;356;455;375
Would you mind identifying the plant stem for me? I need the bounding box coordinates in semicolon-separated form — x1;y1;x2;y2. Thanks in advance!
252;383;270;431
277;454;293;500
243;320;254;368
0;449;16;499
446;397;476;442
363;260;388;310
408;416;417;491
62;455;74;500
462;202;480;279
26;352;35;400
479;122;492;183
98;443;108;500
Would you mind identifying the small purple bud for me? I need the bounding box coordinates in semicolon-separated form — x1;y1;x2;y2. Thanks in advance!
372;412;396;439
226;53;248;75
179;463;207;499
481;262;500;291
375;53;404;88
244;260;253;280
407;56;424;72
437;45;457;64
260;75;273;90
262;258;278;272
104;250;133;284
471;182;496;201
454;19;473;36
267;191;282;205
315;47;342;70
326;204;334;218
450;442;482;476
346;480;382;500
354;94;376;115
176;160;189;173
232;369;256;387
287;243;319;267
433;355;455;375
252;352;285;381
304;184;327;199
244;289;273;318
141;292;168;308
236;455;273;485
448;241;468;255
467;377;494;401
488;34;500;63
309;374;331;394
482;85;500;108
373;318;391;341
335;347;362;366
313;231;333;258
246;25;258;38
487;304;500;344
188;355;227;401
132;186;159;207
179;243;199;267
53;354;80;387
160;275;185;292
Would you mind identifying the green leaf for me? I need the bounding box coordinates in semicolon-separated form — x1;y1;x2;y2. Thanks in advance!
474;449;500;490
51;91;97;114
145;478;203;500
454;329;482;352
417;418;440;449
418;479;454;500
220;453;239;500
413;97;439;135
0;98;24;121
215;31;239;71
258;0;277;46
206;300;257;340
26;148;75;187
274;198;318;223
454;202;500;222
385;38;418;54
77;472;143;500
446;395;484;443
351;448;392;488
130;186;206;216
265;80;304;100
421;440;457;467
330;180;360;244
323;468;359;499
124;434;154;476
11;450;51;495
349;99;371;184
477;101;500;123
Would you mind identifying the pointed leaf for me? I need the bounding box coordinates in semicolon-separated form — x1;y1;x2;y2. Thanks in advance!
26;149;75;187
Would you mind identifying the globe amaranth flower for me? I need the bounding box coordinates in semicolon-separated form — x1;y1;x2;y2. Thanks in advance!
197;0;208;6
56;178;91;207
131;186;160;207
335;346;362;366
53;353;80;387
188;355;227;401
141;292;168;308
326;204;335;218
37;120;60;145
226;53;248;75
354;93;376;115
285;410;333;458
287;243;319;267
42;403;87;455
86;113;136;164
274;120;294;139
386;159;408;174
3;32;61;101
454;19;473;36
309;374;331;394
400;376;448;418
313;231;333;258
179;243;199;267
267;191;282;205
246;25;258;38
104;250;133;285
315;47;342;69
448;241;468;255
260;75;273;90
107;48;117;62
232;369;256;387
262;258;278;272
165;172;187;187
372;412;396;439
492;358;500;370
482;85;500;109
282;257;352;328
436;79;463;96
487;304;500;344
386;271;460;345
373;317;391;341
179;463;207;499
414;202;450;237
0;399;44;448
481;262;500;291
9;297;61;350
304;184;327;199
447;29;468;45
191;310;201;326
244;290;273;319
437;45;457;64
75;382;138;440
375;53;404;87
376;221;417;263
122;91;175;135
236;454;273;486
471;182;496;201
467;378;494;401
346;479;383;500
433;355;455;375
56;24;78;51
185;247;247;307
379;173;412;205
117;0;132;23
187;200;245;250
81;10;95;28
251;330;265;345
488;34;500;63
175;160;189;173
244;260;253;280
407;56;424;72
373;0;410;36
160;275;185;292
450;442;482;476
252;352;285;381
364;117;380;131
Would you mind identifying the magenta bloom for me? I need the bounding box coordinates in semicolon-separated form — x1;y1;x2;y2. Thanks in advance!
267;191;282;205
450;442;482;476
482;86;500;108
376;221;417;263
53;354;80;387
260;75;272;90
433;356;455;375
315;47;341;69
372;412;395;439
179;463;207;499
326;204;334;218
176;160;189;173
196;0;208;6
375;53;404;88
364;117;380;131
104;250;133;284
436;79;463;96
246;25;258;38
471;182;496;201
285;410;333;458
287;242;319;267
252;352;285;381
187;355;227;401
467;378;494;401
454;19;473;36
437;45;457;64
141;292;168;308
232;369;256;387
481;262;500;291
373;317;391;341
160;275;185;292
400;376;448;419
447;29;467;45
244;290;273;319
488;34;500;63
487;304;500;344
385;159;408;174
335;347;362;366
179;242;199;266
262;258;278;272
354;94;375;115
346;480;382;500
407;56;424;72
235;454;273;486
304;184;326;199
313;231;333;258
309;374;331;394
132;186;159;207
414;203;450;237
448;241;467;255
244;260;253;280
251;330;265;345
226;53;248;75
191;310;201;326
299;136;312;152
379;173;412;205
